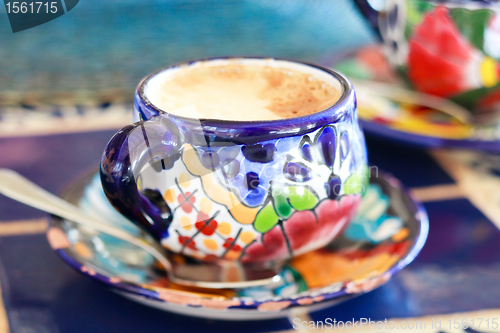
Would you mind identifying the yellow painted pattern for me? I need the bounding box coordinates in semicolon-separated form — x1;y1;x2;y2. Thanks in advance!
199;197;213;214
182;144;258;224
481;57;498;88
224;250;241;260
164;188;175;204
291;251;400;289
180;216;192;230
358;104;473;140
239;231;255;244
217;222;232;236
178;172;191;188
203;239;218;250
391;227;409;242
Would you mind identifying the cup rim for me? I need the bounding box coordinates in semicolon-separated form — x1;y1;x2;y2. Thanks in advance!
135;56;354;130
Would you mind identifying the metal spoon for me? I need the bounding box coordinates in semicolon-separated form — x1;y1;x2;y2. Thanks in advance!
0;168;173;270
351;79;472;125
0;168;281;289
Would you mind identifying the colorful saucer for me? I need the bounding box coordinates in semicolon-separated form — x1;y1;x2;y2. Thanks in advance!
47;170;428;320
332;45;500;152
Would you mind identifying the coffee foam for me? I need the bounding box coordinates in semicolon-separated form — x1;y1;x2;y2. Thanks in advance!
145;58;342;121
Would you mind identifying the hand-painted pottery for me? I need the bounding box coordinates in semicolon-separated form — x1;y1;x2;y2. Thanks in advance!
333;45;500;152
48;169;428;320
354;0;500;114
100;57;368;263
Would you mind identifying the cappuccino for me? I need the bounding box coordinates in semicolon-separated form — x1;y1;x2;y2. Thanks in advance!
146;59;341;121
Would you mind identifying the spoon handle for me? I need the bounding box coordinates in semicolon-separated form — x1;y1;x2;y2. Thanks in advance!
0;168;172;271
351;79;472;124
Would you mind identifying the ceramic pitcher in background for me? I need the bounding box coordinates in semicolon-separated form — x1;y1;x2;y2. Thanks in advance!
354;0;500;114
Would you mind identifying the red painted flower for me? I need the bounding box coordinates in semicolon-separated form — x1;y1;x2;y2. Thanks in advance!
242;195;360;263
407;6;474;97
178;235;196;250
195;217;218;236
223;238;242;252
178;192;196;213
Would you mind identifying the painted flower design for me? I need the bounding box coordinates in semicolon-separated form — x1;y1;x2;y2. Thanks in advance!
408;6;474;97
172;122;367;262
408;6;500;97
343;184;403;244
193;124;365;209
194;137;302;207
238;126;366;262
242;195;360;263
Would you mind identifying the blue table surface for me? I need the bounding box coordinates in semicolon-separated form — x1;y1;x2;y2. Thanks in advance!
0;130;499;332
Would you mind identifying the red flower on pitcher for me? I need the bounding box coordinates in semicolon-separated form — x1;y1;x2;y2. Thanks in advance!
407;6;475;97
242;195;360;263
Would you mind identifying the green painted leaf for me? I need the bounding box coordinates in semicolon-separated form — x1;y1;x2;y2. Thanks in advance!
288;186;318;211
272;188;293;219
405;1;434;39
269;185;319;223
285;266;308;292
450;8;491;52
450;85;500;110
254;204;280;233
344;164;369;195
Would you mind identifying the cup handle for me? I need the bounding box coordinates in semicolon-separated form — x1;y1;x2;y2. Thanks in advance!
100;116;182;241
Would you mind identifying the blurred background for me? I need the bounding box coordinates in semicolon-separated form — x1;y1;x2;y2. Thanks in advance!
0;0;375;107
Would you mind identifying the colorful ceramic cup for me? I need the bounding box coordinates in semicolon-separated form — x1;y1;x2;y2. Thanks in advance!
100;57;368;264
355;0;500;113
